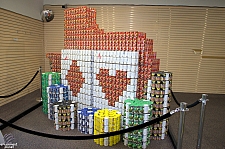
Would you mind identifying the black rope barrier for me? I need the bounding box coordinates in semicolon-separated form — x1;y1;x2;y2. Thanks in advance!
171;89;180;106
0;70;39;98
186;100;200;108
0;112;173;140
0;101;43;130
168;126;177;149
170;89;200;108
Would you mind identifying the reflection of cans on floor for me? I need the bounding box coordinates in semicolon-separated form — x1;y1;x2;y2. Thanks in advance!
77;107;99;134
94;109;121;146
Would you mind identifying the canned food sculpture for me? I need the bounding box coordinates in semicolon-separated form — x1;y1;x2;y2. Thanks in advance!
42;72;61;114
45;6;175;142
94;109;121;146
146;71;172;140
47;84;69;120
54;101;78;131
77;108;99;134
48;6;160;112
123;99;153;149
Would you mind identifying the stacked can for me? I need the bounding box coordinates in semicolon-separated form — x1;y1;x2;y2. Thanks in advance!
46;53;61;72
54;101;78;131
123;98;153;149
47;84;69;120
63;6;160;101
94;109;121;146
42;72;61;114
93;51;138;109
146;71;172;140
47;6;162;113
60;50;93;109
77;108;99;134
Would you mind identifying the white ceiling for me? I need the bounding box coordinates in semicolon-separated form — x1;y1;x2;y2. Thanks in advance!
0;0;44;20
44;0;225;7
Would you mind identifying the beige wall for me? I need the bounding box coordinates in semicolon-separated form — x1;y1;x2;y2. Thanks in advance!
0;8;44;106
43;5;225;94
0;0;43;20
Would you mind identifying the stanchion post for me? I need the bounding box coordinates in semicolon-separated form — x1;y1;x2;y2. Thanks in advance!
39;66;42;101
196;94;208;149
177;102;188;149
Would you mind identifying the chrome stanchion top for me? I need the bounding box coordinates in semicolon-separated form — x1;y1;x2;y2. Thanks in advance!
177;102;189;149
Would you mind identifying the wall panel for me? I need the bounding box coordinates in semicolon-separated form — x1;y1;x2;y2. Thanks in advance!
0;8;44;106
44;5;225;94
43;6;64;71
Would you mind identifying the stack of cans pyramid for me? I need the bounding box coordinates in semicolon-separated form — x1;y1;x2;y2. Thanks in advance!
123;99;153;149
47;84;69;120
146;71;172;140
94;109;121;146
54;101;78;131
41;72;60;114
77;107;99;134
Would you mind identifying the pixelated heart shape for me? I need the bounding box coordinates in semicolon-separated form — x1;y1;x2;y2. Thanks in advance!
96;69;131;106
66;60;85;97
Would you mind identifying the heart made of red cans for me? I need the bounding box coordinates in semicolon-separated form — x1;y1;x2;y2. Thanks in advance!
66;60;85;97
96;69;131;106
